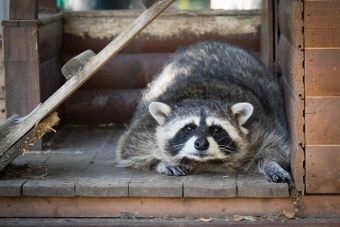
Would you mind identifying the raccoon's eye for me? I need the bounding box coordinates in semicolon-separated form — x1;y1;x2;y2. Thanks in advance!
210;127;221;134
184;125;195;132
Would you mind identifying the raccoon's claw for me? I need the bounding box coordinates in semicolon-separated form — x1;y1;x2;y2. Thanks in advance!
157;162;188;176
263;162;293;183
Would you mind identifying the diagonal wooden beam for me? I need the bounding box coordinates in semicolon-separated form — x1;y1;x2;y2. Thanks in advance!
0;0;175;157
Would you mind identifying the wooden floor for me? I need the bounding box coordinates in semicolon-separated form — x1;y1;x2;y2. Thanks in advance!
0;126;289;198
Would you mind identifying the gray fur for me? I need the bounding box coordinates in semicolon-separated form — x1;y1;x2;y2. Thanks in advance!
116;41;291;183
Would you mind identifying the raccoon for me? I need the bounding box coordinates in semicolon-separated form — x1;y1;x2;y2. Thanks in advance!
116;41;292;183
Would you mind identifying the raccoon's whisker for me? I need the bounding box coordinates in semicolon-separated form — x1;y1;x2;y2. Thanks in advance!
216;136;232;143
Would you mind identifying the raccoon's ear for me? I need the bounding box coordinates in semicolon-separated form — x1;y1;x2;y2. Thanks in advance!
231;102;254;126
149;102;172;125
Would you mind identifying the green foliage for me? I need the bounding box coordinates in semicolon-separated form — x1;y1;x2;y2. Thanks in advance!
176;0;210;10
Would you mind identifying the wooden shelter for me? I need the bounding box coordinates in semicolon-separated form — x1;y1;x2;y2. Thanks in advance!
0;0;339;224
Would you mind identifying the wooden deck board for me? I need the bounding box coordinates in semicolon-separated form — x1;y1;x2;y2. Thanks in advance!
0;126;290;198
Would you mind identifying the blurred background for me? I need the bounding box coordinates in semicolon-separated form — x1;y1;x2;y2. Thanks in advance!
59;0;262;11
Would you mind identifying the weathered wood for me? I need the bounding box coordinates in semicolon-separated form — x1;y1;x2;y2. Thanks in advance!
62;10;261;54
129;171;184;197
305;1;340;48
65;89;142;125
237;173;289;197
306;146;340;194
9;0;38;20
0;112;59;172
0;196;340;218
63;53;171;90
278;0;303;48
22;128;110;197
76;161;135;197
0;100;7;122
260;0;273;70
184;172;236;198
95;127;124;161
38;0;57;8
62;50;96;80
278;35;304;98
0;38;5;101
0;0;175;158
305;97;340;145
0;114;20;140
305;49;340;96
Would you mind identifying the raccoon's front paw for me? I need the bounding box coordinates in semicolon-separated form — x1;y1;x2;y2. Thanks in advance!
263;162;292;183
156;162;188;176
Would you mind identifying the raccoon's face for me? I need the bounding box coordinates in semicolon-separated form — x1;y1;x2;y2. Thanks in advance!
149;101;253;163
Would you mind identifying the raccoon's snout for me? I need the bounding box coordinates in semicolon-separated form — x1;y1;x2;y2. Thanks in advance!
194;138;209;150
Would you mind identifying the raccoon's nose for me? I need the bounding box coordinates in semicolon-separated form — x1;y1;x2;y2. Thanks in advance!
194;138;209;151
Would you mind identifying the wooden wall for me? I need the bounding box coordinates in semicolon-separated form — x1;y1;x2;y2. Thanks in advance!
277;0;305;193
304;0;340;194
0;38;6;124
62;10;262;125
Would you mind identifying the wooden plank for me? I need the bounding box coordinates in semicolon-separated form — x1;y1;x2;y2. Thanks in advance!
305;97;340;145
63;53;171;90
65;89;142;125
278;0;303;48
261;0;274;70
1;196;340;218
95;127;124;161
22;128;110;197
0;114;20;140
305;49;340;96
0;0;175;158
76;161;135;197
278;35;304;98
38;0;57;8
237;173;289;197
184;172;236;198
9;0;38;20
306;146;340;193
0;100;6;120
129;171;183;197
62;10;261;54
305;1;340;48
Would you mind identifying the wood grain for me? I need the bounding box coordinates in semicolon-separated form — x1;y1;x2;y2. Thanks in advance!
9;0;38;20
76;161;135;197
237;173;289;197
0;0;175;158
306;146;340;193
62;10;261;54
305;97;340;145
305;49;340;96
305;1;340;48
278;0;303;48
129;171;184;197
65;89;142;125
22;128;110;197
63;53;171;90
184;172;236;198
260;0;274;70
95;127;124;161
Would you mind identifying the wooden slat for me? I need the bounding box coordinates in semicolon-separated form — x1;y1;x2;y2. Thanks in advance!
305;1;340;48
63;53;171;90
306;146;340;193
76;161;135;197
65;89;142;125
305;49;340;96
95;127;124;161
9;0;38;20
278;0;303;48
22;128;110;197
237;173;289;197
0;0;175;158
260;0;274;70
184;172;236;198
278;35;304;98
62;10;261;54
129;171;184;197
38;0;57;8
305;97;340;145
0;100;6;119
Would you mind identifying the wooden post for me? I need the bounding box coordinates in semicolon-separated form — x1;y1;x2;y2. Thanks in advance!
9;0;38;20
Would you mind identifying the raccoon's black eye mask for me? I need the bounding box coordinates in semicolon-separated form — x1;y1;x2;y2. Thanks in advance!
184;124;196;132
